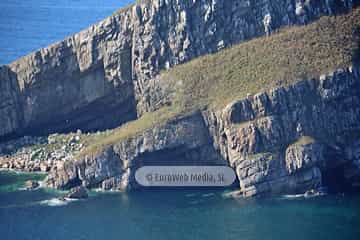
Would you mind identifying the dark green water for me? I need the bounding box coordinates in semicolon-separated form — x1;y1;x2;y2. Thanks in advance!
0;171;359;240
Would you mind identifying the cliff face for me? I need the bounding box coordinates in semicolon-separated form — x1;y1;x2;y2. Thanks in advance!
1;13;136;140
45;66;360;196
204;66;360;196
45;112;226;190
0;0;355;140
1;0;360;197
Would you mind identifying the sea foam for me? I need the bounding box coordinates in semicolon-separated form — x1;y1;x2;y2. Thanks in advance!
40;198;77;207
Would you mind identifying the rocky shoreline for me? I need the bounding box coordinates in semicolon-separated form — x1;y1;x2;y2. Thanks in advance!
1;0;360;197
0;132;87;173
1;66;360;197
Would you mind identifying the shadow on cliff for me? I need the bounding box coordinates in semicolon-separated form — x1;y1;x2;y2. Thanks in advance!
0;66;24;143
0;62;138;143
352;25;360;66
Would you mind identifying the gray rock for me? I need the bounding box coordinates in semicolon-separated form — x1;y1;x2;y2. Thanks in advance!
203;66;360;196
285;141;324;174
65;186;88;199
25;180;39;190
46;112;226;190
0;0;353;139
0;0;358;197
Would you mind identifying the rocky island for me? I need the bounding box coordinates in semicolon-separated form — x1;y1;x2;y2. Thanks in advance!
1;0;360;197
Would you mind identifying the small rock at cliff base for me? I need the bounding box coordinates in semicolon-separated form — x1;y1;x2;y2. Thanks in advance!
25;180;39;190
65;186;88;199
304;188;327;198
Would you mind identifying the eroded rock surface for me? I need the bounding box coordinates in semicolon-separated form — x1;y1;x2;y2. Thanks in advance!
1;0;360;197
43;66;360;196
204;66;360;196
0;0;354;140
45;112;226;190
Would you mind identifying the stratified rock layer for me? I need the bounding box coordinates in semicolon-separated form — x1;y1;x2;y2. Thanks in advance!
1;0;360;197
204;66;360;196
44;66;360;196
0;0;355;140
45;112;226;190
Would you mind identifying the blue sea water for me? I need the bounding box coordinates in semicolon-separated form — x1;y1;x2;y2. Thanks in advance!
1;1;360;239
0;0;133;65
0;171;360;240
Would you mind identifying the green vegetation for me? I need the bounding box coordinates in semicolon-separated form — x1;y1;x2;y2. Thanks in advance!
81;9;360;156
165;8;360;109
78;106;184;157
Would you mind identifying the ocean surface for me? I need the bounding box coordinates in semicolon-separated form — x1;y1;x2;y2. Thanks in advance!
0;0;133;65
0;170;360;240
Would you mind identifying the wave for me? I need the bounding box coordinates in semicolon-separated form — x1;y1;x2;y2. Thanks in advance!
282;194;306;199
202;193;215;198
185;193;197;197
39;198;78;207
281;192;327;200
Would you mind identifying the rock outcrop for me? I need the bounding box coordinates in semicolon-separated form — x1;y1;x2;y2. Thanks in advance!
1;0;360;197
24;180;40;190
65;186;88;199
0;133;86;172
44;66;360;196
204;66;360;196
46;112;226;190
0;0;355;140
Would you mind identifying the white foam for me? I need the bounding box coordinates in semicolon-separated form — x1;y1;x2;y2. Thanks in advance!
185;193;197;197
93;188;104;192
38;180;46;188
282;194;305;199
202;193;215;197
40;197;77;207
282;192;327;200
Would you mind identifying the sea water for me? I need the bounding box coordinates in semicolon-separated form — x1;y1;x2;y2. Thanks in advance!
0;0;133;64
0;171;360;240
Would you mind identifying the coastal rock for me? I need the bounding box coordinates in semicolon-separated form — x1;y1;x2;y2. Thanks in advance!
0;134;85;173
25;180;39;190
46;111;226;190
44;65;360;195
0;0;354;140
65;186;88;199
203;66;360;196
0;0;359;197
285;140;325;174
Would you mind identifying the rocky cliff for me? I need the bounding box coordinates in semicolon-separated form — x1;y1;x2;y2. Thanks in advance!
1;0;360;197
204;66;360;196
0;0;356;140
43;66;360;196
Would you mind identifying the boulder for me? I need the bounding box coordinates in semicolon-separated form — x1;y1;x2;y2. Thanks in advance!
65;186;88;199
25;180;39;190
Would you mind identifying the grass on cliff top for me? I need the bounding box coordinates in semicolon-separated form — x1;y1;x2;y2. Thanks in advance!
78;106;183;157
80;9;360;157
164;8;360;109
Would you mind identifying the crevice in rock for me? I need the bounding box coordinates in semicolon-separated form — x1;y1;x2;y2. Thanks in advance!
322;164;351;193
63;175;82;190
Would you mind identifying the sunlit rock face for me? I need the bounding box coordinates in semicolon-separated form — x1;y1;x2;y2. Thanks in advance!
45;112;226;190
204;66;360;196
44;66;360;195
0;0;354;140
1;0;359;196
